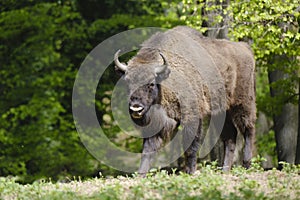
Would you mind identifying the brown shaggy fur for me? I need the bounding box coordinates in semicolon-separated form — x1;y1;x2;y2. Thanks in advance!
120;26;256;174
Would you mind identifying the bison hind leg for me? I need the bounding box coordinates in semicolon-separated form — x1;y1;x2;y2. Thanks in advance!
221;114;238;171
230;105;256;169
242;126;255;169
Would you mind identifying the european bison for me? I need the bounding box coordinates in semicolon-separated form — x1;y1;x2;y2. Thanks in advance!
114;26;256;175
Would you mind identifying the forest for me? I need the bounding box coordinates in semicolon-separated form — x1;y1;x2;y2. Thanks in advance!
0;0;299;184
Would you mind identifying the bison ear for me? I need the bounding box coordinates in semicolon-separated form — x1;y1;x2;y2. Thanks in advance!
155;67;170;83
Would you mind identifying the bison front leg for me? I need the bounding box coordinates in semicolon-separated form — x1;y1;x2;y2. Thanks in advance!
138;136;163;176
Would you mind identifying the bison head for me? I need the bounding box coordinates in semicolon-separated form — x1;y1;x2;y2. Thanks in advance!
114;49;170;124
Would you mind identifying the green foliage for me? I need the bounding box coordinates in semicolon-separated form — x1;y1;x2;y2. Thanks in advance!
230;0;299;58
0;2;97;183
279;161;300;174
250;155;267;172
88;14;184;46
76;0;166;21
179;0;231;35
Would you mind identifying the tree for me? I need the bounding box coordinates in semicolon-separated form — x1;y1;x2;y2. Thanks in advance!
268;57;298;165
296;78;300;164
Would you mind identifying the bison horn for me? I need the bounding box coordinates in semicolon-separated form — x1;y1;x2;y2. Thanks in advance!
114;49;128;72
155;52;168;74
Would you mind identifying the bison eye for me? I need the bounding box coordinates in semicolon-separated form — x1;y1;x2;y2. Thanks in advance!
148;82;156;89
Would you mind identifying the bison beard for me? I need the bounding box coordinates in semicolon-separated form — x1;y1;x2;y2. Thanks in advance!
114;26;256;176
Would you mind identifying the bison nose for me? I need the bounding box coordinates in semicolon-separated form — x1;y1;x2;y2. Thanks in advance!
129;104;144;113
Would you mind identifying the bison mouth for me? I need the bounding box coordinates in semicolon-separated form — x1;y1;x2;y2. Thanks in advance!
129;104;146;119
131;112;143;119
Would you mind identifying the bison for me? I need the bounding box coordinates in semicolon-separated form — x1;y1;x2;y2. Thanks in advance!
114;26;256;175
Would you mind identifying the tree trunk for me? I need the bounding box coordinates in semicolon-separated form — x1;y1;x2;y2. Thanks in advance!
205;0;230;39
295;78;300;164
268;68;298;167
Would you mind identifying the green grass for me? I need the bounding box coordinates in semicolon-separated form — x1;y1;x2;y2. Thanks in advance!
1;162;300;200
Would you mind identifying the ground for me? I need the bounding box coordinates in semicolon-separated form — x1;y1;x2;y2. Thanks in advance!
1;162;300;200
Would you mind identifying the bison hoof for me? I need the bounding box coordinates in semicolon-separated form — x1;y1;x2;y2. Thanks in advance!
138;173;147;178
243;160;251;169
222;166;231;172
183;166;196;174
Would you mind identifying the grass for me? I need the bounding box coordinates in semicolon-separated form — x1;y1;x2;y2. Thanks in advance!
1;161;300;200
